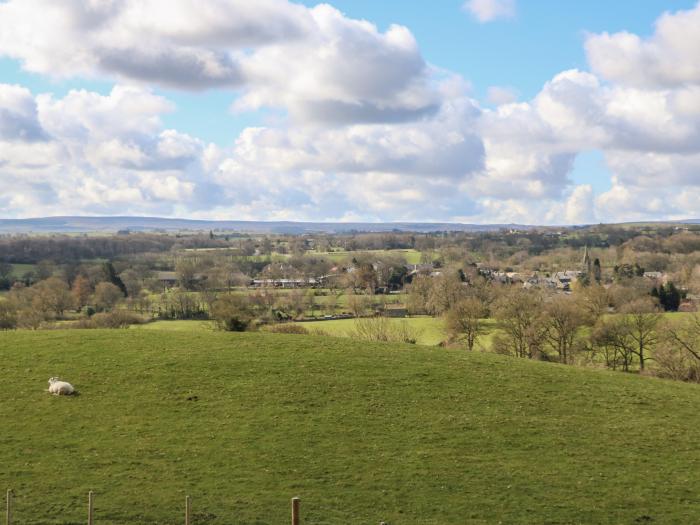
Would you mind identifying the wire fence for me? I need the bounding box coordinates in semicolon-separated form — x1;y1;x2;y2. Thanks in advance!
5;490;389;525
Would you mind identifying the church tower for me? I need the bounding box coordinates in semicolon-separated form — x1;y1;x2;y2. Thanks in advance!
582;245;592;276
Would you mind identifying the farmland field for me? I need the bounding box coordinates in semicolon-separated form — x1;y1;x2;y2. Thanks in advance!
132;319;216;331
285;316;448;345
9;263;36;277
278;316;503;347
311;248;424;264
1;330;700;524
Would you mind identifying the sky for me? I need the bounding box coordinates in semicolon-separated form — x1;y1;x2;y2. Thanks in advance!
0;0;699;224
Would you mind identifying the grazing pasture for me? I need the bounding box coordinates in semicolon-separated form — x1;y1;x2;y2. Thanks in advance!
311;248;424;264
1;330;699;524
9;263;36;278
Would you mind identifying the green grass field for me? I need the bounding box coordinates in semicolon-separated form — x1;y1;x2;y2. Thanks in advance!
132;319;216;331
132;316;504;348
9;263;36;278
280;317;500;347
1;330;700;524
287;316;447;345
311;249;424;265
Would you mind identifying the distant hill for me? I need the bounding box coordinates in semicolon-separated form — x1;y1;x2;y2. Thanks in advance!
0;216;697;234
0;216;535;234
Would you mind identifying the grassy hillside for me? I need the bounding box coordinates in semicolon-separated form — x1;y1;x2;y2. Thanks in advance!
1;330;699;524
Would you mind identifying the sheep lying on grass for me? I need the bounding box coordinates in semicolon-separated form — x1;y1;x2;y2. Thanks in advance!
47;377;75;396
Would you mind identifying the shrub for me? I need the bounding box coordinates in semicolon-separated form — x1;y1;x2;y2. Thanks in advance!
653;344;700;383
16;309;46;330
211;294;256;332
349;316;420;344
74;310;146;329
0;301;18;330
266;324;309;335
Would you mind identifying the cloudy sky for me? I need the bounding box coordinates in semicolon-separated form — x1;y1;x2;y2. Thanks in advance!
0;0;699;224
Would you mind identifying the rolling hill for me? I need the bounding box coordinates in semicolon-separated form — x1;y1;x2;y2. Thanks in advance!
0;216;531;234
1;329;699;524
0;216;698;234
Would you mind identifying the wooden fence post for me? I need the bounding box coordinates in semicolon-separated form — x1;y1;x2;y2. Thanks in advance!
5;490;12;525
185;496;191;525
291;497;300;525
87;491;94;525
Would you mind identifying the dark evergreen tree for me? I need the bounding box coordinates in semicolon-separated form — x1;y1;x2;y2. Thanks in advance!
102;261;128;297
593;258;602;284
664;283;681;312
654;282;682;311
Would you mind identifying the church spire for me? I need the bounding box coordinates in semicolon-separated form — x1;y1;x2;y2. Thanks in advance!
582;245;592;275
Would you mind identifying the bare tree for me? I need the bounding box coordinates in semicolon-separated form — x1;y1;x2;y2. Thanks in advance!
347;292;371;318
427;271;468;316
590;318;634;371
667;313;700;362
32;277;74;318
493;288;547;359
576;284;610;323
405;275;432;315
446;296;488;351
619;298;661;371
71;275;92;310
176;258;199;290
543;295;588;364
93;282;124;312
0;300;17;329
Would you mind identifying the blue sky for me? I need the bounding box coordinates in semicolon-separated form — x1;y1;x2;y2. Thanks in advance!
3;1;692;142
301;1;694;98
0;0;699;223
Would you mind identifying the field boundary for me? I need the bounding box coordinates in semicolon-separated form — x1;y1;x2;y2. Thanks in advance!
4;490;390;525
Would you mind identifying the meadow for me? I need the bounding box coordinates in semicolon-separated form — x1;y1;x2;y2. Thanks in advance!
9;263;36;277
1;329;700;524
283;316;447;345
311;249;424;265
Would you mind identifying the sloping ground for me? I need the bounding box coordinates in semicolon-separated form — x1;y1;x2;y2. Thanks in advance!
0;330;699;524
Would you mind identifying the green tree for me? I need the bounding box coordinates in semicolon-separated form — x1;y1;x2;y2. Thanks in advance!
593;258;602;284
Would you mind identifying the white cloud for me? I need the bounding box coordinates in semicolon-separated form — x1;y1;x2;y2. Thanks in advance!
0;0;310;88
487;86;519;106
463;0;516;23
564;185;596;225
586;2;700;88
0;84;48;142
2;2;700;224
228;97;483;178
0;85;217;217
234;4;440;124
0;0;438;125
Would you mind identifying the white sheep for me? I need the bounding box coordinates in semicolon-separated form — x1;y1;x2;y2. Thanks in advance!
47;377;75;396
